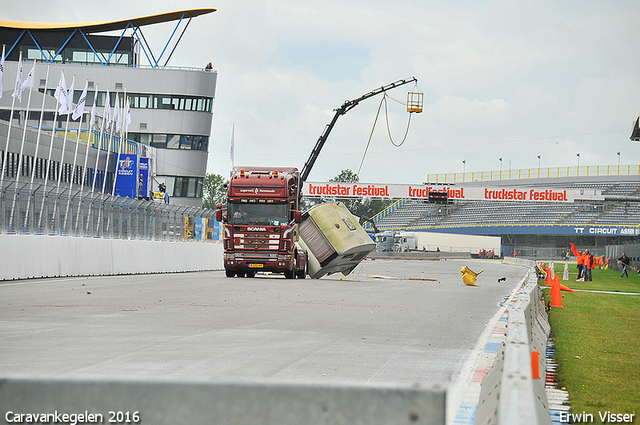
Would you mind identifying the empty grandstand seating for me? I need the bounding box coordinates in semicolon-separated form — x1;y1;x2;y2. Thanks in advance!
373;179;640;231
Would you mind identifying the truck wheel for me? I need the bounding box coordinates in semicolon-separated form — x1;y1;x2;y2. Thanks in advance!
284;270;294;279
225;270;235;278
246;271;255;278
296;263;306;279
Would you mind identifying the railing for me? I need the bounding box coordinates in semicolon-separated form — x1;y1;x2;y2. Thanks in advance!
0;180;216;240
363;198;407;230
426;164;640;184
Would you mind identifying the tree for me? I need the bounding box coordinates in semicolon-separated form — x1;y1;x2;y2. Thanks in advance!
323;169;395;222
330;169;359;184
328;169;361;213
202;173;228;209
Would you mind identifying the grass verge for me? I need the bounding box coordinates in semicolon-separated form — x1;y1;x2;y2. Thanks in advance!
542;263;639;421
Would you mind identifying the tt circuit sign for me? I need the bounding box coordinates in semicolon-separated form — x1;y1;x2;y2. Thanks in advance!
303;182;604;203
573;227;639;236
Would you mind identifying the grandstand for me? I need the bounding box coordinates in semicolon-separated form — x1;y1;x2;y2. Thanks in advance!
369;168;640;256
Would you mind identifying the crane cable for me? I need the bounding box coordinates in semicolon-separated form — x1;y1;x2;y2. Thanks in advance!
357;93;414;176
384;94;413;147
357;95;385;177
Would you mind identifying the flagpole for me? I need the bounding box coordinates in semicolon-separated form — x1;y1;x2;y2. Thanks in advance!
75;79;94;234
100;89;115;236
37;69;63;233
84;83;100;235
111;92;123;197
89;87;106;236
91;85;105;194
90;125;102;194
9;58;37;233
0;51;22;190
230;123;235;169
51;73;75;234
63;78;88;234
100;88;113;195
24;62;51;232
0;44;5;99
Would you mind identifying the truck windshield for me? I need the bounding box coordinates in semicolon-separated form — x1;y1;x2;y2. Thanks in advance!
228;202;290;226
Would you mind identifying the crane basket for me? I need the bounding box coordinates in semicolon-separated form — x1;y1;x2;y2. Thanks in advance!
407;91;423;113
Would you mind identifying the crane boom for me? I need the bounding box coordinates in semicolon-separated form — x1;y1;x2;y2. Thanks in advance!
300;77;418;183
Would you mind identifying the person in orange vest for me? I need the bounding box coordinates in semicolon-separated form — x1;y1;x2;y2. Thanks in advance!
577;251;586;280
583;250;594;281
570;243;584;280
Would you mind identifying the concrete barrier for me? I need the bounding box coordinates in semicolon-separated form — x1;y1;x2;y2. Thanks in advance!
0;377;446;425
368;251;471;260
474;261;552;425
0;234;224;280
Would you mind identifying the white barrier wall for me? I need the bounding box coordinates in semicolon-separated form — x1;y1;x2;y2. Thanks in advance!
0;235;224;281
0;377;446;425
474;262;552;425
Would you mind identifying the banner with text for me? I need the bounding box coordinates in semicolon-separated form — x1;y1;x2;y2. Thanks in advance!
303;182;604;203
114;154;138;199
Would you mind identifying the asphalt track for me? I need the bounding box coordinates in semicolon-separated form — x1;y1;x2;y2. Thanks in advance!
0;258;527;405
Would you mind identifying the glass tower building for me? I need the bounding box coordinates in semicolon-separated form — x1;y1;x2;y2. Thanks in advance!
0;9;217;207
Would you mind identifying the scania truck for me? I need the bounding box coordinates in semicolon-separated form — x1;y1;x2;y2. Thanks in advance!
217;78;420;279
216;166;307;279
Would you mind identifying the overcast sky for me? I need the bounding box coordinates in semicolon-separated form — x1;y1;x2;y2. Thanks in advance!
7;0;640;184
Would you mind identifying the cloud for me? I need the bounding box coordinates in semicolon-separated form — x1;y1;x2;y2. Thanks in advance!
6;0;640;185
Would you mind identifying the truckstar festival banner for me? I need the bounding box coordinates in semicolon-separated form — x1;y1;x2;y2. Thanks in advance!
303;182;604;203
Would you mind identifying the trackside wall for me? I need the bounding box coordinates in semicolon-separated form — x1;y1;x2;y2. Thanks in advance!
0;235;223;280
474;258;552;425
0;378;446;425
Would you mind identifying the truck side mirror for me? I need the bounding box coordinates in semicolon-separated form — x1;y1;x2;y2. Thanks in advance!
216;208;223;222
294;210;302;223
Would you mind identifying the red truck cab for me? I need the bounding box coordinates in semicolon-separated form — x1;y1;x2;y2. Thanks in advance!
216;167;306;279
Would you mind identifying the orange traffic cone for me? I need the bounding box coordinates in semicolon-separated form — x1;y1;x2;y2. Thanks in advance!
545;267;553;286
552;274;576;292
550;277;564;308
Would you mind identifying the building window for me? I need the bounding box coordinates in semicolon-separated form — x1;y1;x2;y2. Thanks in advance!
50;91;213;112
27;48;62;63
130;133;208;151
164;176;204;198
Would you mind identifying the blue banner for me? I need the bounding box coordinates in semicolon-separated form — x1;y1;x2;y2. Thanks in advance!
195;218;206;240
139;157;150;199
213;220;221;240
114;154;137;199
414;225;640;236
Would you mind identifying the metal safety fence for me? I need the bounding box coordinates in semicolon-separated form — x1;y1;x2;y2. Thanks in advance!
0;180;216;240
426;164;640;184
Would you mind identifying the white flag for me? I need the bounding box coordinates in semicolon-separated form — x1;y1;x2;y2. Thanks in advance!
54;71;66;103
55;71;70;115
72;79;88;121
89;83;98;127
0;45;5;99
17;63;35;102
114;92;121;133
11;55;22;101
104;88;111;125
125;96;131;133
